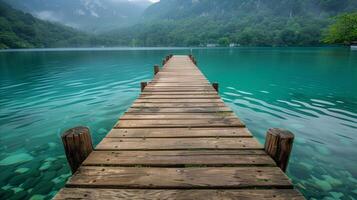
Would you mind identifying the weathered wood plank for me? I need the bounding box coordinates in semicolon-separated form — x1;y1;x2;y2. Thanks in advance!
127;107;232;113
143;88;216;92
139;95;220;99
131;102;226;108
141;92;217;95
83;150;275;166
54;55;302;200
66;166;293;189
120;113;237;120
96;138;262;150
134;98;224;103
147;83;211;87
106;127;252;138
115;118;244;128
148;80;207;83
54;188;305;200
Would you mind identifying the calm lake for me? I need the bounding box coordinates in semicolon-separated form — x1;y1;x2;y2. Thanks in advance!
0;47;356;199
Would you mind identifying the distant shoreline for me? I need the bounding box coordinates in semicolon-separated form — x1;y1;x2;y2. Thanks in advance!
0;46;348;52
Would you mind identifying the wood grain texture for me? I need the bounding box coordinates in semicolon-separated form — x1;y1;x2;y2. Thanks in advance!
143;88;216;92
66;166;293;189
141;91;217;95
127;107;232;113
131;102;226;108
83;150;275;166
139;95;221;99
106;127;252;138
54;188;305;200
95;138;262;150
120;112;237;119
115;118;244;128
134;98;224;103
54;55;302;199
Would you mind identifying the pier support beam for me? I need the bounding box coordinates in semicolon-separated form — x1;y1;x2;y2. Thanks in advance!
154;65;160;75
212;82;219;92
61;126;93;173
264;128;294;172
141;82;147;92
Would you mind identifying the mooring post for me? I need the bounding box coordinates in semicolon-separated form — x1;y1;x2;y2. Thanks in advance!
141;81;147;92
264;128;294;172
154;65;160;75
212;82;219;92
61;126;93;173
163;54;172;66
188;54;195;64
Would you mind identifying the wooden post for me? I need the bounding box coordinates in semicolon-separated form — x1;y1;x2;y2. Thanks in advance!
189;54;197;65
212;82;219;92
264;128;294;172
61;126;93;173
154;65;160;75
141;82;147;92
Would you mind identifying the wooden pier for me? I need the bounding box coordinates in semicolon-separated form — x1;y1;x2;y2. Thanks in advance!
55;55;304;199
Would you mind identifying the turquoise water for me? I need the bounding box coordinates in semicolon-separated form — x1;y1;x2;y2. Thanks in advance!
0;47;356;199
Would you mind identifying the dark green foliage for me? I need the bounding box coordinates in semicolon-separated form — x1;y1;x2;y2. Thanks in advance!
323;12;357;44
107;0;357;47
0;0;357;48
0;1;118;49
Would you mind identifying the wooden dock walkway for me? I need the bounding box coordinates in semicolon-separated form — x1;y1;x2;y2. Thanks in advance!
54;55;304;199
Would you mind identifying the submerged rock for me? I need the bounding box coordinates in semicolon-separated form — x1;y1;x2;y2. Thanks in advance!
97;128;108;134
39;162;52;171
0;153;34;166
322;175;342;186
29;194;46;200
312;176;332;191
48;142;57;148
315;146;330;155
11;187;23;193
44;157;56;162
15;168;30;174
329;192;343;199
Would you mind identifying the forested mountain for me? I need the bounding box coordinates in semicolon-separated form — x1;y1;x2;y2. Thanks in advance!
107;0;357;46
1;0;356;48
3;0;152;33
0;1;116;49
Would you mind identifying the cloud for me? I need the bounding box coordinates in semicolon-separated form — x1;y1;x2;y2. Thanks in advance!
34;10;61;22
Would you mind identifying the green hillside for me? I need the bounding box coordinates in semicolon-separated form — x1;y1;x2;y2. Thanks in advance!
1;0;357;48
108;0;357;46
0;1;115;49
